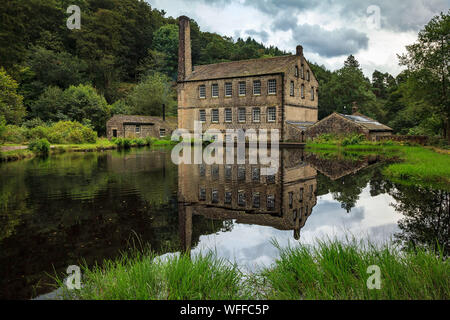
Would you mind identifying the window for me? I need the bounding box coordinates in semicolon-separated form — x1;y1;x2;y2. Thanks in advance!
311;87;315;101
238;108;246;122
211;189;219;203
252;192;260;208
290;81;294;96
211;109;219;123
224;191;232;204
295;66;299;77
307;70;310;81
199;188;206;201
159;128;166;137
211;84;219;97
238;191;246;207
253;80;261;95
289;192;293;209
239;81;246;96
267;107;276;122
267;194;275;210
225;108;232;123
252;107;261;122
135;125;141;133
300;65;304;79
225;82;232;97
268;79;276;94
199;109;206;122
299;187;304;202
199;85;206;98
301;84;305;99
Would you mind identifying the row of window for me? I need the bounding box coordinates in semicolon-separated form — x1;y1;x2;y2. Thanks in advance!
289;82;315;100
199;79;277;99
199;187;276;209
134;125;166;137
199;107;277;123
200;164;276;183
294;65;311;81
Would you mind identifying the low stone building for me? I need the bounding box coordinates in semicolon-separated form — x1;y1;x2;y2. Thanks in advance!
106;115;177;140
306;109;393;141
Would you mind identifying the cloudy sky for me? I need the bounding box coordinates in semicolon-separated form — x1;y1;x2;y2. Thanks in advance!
147;0;449;78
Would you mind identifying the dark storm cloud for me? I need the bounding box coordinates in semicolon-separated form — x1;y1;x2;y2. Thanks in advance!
190;0;448;32
245;29;270;42
292;24;369;57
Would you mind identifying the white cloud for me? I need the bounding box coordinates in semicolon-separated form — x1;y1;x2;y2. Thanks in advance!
146;0;444;77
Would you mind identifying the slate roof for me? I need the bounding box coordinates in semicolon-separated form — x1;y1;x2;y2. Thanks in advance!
286;121;316;130
185;55;297;81
339;112;393;132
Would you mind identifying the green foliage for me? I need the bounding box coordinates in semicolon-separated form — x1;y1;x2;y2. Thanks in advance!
0;68;26;124
126;73;176;116
113;138;132;149
0;116;6;143
28;138;50;155
47;121;97;144
259;240;449;300
341;134;366;146
32;84;110;134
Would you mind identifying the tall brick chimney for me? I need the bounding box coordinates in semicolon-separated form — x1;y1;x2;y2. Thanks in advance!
178;16;192;82
296;45;303;57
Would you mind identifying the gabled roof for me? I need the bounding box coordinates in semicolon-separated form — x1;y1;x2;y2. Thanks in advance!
339;112;393;132
185;55;297;81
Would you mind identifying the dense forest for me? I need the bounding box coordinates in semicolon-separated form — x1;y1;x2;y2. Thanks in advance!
0;0;448;142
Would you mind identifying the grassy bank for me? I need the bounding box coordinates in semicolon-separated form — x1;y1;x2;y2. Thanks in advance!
307;138;450;190
0;137;176;163
57;241;449;300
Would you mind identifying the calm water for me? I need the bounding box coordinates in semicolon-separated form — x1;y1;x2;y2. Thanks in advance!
0;147;448;299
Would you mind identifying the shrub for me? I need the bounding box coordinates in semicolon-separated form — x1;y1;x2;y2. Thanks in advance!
26;125;49;140
28;138;50;154
114;138;131;149
47;121;97;144
2;125;27;144
341;134;366;146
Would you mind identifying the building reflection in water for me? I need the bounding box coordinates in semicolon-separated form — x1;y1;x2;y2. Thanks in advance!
178;148;318;251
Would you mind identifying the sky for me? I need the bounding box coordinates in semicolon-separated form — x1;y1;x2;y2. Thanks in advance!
146;0;449;79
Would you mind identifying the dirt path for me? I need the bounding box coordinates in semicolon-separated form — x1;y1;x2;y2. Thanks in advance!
0;145;28;152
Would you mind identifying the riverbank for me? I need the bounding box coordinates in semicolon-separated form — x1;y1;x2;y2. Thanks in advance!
57;241;449;300
306;141;450;191
0;137;176;163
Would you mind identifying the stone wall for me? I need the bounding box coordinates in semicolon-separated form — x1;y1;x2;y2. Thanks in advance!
305;113;369;139
375;134;428;145
106;115;177;139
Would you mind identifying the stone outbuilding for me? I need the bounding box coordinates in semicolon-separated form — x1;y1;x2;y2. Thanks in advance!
306;110;393;141
106;115;177;140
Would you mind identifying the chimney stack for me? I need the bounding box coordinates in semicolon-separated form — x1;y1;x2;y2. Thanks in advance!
352;101;358;114
162;104;166;121
296;45;303;57
178;16;192;82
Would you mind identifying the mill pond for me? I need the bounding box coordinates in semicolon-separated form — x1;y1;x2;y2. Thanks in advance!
0;147;448;299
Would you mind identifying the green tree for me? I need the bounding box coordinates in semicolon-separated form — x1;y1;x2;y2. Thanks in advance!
0;68;26;124
398;11;450;141
127;73;176;116
62;84;111;135
152;24;179;78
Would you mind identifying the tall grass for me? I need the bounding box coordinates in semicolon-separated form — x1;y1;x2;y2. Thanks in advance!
258;240;449;300
57;241;449;300
59;251;247;300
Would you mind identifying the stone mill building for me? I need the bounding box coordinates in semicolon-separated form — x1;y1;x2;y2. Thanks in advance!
176;16;319;142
